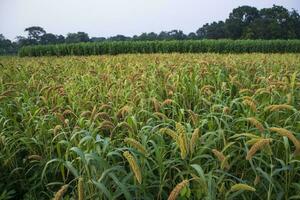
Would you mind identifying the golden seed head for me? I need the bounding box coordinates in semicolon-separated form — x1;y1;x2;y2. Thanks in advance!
230;183;256;192
93;112;110;121
187;110;198;125
239;88;252;94
80;111;92;117
190;128;200;155
99;120;115;131
176;123;189;159
153;112;168;120
221;156;230;170
287;93;292;105
124;138;147;155
246;117;264;133
62;109;74;116
242;96;255;101
200;85;214;92
99;103;113;111
255;88;270;95
117;105;131;119
151;98;161;112
242;99;257;112
212;149;225;161
53;125;62;135
27;155;42;161
91;106;98;120
78;177;84;200
212;149;229;170
246;138;272;160
264;104;294;112
123;151;142;184
161;99;174;107
269;127;300;150
160;128;178;141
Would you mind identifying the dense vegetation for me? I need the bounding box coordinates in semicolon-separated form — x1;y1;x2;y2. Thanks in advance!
197;5;300;40
1;53;300;199
1;5;300;55
0;34;17;55
18;40;300;56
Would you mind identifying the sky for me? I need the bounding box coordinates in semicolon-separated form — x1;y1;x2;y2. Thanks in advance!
0;0;299;41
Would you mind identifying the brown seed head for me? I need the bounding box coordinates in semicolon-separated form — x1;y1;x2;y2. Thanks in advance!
53;184;68;200
246;117;264;133
167;180;189;200
246;138;272;160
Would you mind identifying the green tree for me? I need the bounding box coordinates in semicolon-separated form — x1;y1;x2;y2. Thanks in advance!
244;5;296;39
108;35;130;41
259;5;290;39
196;5;300;40
288;10;300;39
90;37;106;42
136;32;158;41
40;34;65;44
0;34;16;54
187;32;198;40
197;21;226;39
225;6;259;39
158;31;169;40
65;32;89;43
16;36;37;46
24;26;46;41
167;30;187;40
40;33;57;44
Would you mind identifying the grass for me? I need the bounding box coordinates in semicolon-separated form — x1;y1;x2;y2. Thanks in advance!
0;53;300;199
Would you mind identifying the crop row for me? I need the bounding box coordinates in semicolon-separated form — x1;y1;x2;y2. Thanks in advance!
18;40;300;56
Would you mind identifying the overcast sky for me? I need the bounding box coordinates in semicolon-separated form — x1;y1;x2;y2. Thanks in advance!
0;0;299;40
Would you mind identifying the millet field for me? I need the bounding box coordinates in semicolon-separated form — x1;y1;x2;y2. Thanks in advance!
1;53;300;200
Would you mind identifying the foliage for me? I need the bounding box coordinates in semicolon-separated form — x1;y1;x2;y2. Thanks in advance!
0;53;300;199
24;26;46;41
18;40;300;56
0;34;17;55
65;32;90;43
199;5;300;39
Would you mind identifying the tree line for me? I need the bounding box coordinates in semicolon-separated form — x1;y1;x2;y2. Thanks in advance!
1;5;300;55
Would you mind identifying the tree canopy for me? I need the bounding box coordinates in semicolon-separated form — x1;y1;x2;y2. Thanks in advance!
198;5;300;39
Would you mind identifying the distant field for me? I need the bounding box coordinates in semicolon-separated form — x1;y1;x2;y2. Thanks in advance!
1;53;300;199
18;40;300;57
